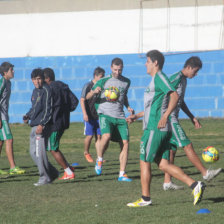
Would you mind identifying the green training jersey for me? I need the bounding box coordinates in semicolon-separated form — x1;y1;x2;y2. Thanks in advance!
169;71;187;123
143;71;176;131
92;74;130;119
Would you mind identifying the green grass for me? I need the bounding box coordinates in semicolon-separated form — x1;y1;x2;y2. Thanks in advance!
0;119;223;224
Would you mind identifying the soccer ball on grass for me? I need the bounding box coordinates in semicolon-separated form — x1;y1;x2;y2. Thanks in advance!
202;146;219;163
104;86;119;102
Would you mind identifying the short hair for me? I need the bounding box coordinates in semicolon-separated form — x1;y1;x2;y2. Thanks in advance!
31;68;44;80
111;58;123;67
0;62;14;76
93;67;105;77
184;56;202;69
43;68;55;81
146;50;165;70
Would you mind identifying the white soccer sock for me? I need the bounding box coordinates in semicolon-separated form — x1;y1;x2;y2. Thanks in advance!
65;167;73;175
98;157;103;162
119;171;125;177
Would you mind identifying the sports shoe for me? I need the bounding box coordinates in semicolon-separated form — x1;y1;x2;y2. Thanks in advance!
0;169;8;175
95;159;102;175
203;168;222;182
9;166;25;175
163;182;184;191
192;181;206;205
118;173;132;182
127;198;152;207
34;181;51;186
58;172;75;180
84;153;94;163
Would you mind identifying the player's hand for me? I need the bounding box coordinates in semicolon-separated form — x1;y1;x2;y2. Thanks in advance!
192;117;201;129
157;116;168;129
23;115;29;124
83;114;89;122
126;114;137;124
127;106;135;115
94;87;101;94
36;125;44;135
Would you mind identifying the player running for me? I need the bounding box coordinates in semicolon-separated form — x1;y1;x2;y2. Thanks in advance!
127;50;205;207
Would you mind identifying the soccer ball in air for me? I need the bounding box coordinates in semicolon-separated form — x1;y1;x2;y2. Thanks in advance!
105;87;119;102
202;146;219;163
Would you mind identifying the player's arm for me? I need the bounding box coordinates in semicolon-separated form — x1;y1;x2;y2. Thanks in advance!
124;95;135;115
80;97;88;122
181;100;201;129
158;91;179;129
86;87;101;100
126;111;144;124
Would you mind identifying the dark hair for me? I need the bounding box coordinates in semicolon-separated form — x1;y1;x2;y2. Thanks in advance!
111;58;123;66
146;50;165;70
184;56;202;69
43;68;55;81
93;67;105;77
31;68;44;80
0;62;14;76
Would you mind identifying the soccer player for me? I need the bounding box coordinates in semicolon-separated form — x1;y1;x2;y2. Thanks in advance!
86;58;134;181
126;50;205;207
43;67;78;180
80;67;105;163
0;62;25;175
163;56;222;190
23;68;59;186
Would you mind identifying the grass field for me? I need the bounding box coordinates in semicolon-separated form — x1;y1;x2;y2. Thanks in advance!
0;119;223;224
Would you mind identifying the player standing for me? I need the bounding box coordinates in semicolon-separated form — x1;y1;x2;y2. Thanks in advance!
127;50;205;207
80;67;105;163
163;56;222;190
23;69;59;186
87;58;134;181
0;62;25;175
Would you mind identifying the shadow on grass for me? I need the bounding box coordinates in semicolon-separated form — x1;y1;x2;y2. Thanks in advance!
206;197;224;203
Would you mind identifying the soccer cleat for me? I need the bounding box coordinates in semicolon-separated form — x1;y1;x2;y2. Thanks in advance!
163;182;184;191
95;159;102;175
192;181;206;205
203;168;222;182
118;173;132;182
127;198;152;207
9;166;25;175
58;172;75;180
84;153;94;163
0;169;8;175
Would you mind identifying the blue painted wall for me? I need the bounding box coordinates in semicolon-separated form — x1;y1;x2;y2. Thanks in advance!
1;50;224;123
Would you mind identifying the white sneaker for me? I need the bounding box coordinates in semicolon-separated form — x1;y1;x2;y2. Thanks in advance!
163;182;184;191
192;181;206;205
127;198;152;207
203;168;222;182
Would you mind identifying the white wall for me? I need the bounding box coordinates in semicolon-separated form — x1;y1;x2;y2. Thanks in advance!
0;4;223;58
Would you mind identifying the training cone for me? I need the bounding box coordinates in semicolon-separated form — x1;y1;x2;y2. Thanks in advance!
72;163;79;166
197;208;211;214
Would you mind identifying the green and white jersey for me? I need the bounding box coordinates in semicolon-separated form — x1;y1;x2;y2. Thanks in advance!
143;71;175;131
0;78;11;121
169;71;187;123
0;76;7;121
92;74;130;119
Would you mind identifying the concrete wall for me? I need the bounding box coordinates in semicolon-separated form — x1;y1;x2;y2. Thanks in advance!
1;49;224;123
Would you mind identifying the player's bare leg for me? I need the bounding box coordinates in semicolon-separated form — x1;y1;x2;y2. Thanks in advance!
119;140;129;172
0;140;3;156
84;135;94;162
141;160;152;197
51;150;69;170
5;139;16;168
184;143;207;176
164;150;176;183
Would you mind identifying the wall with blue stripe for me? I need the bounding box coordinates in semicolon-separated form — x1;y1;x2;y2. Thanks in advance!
2;50;224;123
